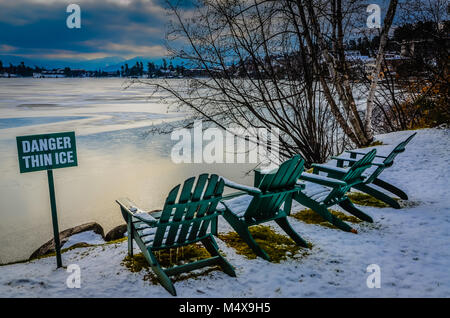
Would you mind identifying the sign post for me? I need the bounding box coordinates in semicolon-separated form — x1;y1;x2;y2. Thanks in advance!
16;131;78;268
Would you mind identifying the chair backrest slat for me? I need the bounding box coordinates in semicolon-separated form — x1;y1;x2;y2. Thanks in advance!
152;174;225;248
267;159;291;189
325;149;376;204
196;178;224;238
245;155;304;221
366;133;416;183
153;185;180;247
165;177;196;246
176;174;209;243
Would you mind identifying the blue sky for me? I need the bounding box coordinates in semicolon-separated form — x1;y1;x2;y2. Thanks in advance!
0;0;196;63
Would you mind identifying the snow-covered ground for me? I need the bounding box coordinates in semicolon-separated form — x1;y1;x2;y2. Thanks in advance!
0;128;449;297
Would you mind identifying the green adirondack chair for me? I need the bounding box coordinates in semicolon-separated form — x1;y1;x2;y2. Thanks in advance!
291;149;378;233
327;133;416;209
219;155;309;261
116;174;236;296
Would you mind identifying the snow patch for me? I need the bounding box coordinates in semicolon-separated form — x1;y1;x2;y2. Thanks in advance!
61;231;105;249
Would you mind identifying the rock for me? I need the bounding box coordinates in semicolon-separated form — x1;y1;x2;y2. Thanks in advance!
105;224;128;242
104;210;162;242
29;222;104;260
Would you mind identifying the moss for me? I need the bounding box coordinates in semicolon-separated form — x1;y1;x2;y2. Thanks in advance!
105;237;127;245
28;237;127;263
347;192;394;208
291;208;361;229
218;225;310;263
121;243;218;284
29;242;94;261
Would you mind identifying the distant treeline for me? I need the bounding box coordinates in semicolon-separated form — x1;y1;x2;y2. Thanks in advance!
0;58;187;78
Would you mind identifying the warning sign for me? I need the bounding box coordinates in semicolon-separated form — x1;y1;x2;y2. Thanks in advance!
16;132;77;173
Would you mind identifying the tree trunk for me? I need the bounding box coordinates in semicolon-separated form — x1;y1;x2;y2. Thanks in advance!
365;0;399;140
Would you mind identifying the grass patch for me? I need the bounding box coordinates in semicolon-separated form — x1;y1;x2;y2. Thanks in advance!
121;243;219;284
291;209;361;229
218;225;310;263
347;192;393;208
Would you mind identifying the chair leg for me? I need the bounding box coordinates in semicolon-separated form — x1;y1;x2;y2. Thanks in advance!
339;198;373;223
373;178;408;200
232;223;271;261
275;217;308;247
316;205;357;233
223;211;271;261
355;184;401;209
128;236;133;257
144;248;177;296
127;221;133;257
211;216;218;236
201;236;236;277
283;193;293;216
293;192;356;233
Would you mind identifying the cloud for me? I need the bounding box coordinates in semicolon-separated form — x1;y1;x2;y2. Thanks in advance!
0;0;191;60
0;45;17;53
20;50;112;61
81;40;168;58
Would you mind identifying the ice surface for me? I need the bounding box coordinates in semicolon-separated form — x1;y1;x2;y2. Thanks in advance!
0;78;256;264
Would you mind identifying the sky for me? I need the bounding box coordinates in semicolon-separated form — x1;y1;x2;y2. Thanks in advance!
0;0;196;67
0;0;439;69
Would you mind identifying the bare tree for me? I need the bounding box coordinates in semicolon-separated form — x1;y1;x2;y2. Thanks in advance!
292;0;399;145
364;0;398;139
359;0;449;132
140;0;400;166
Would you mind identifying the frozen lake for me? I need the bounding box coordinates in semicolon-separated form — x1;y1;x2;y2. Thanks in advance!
0;78;254;264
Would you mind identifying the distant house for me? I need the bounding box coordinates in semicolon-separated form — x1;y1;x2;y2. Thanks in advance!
70;69;87;77
344;50;372;62
41;69;66;78
384;51;402;60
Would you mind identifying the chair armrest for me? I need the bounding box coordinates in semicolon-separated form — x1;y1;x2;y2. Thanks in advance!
345;150;388;159
299;172;347;188
221;191;249;200
133;212;158;224
220;177;262;195
116;198;157;225
254;166;278;175
294;182;306;190
311;164;349;175
331;156;385;167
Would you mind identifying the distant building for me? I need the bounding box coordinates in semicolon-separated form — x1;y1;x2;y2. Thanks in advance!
41;69;66;78
344;50;373;63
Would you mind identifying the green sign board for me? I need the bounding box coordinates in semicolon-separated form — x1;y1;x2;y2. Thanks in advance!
16;131;77;173
16;131;78;268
